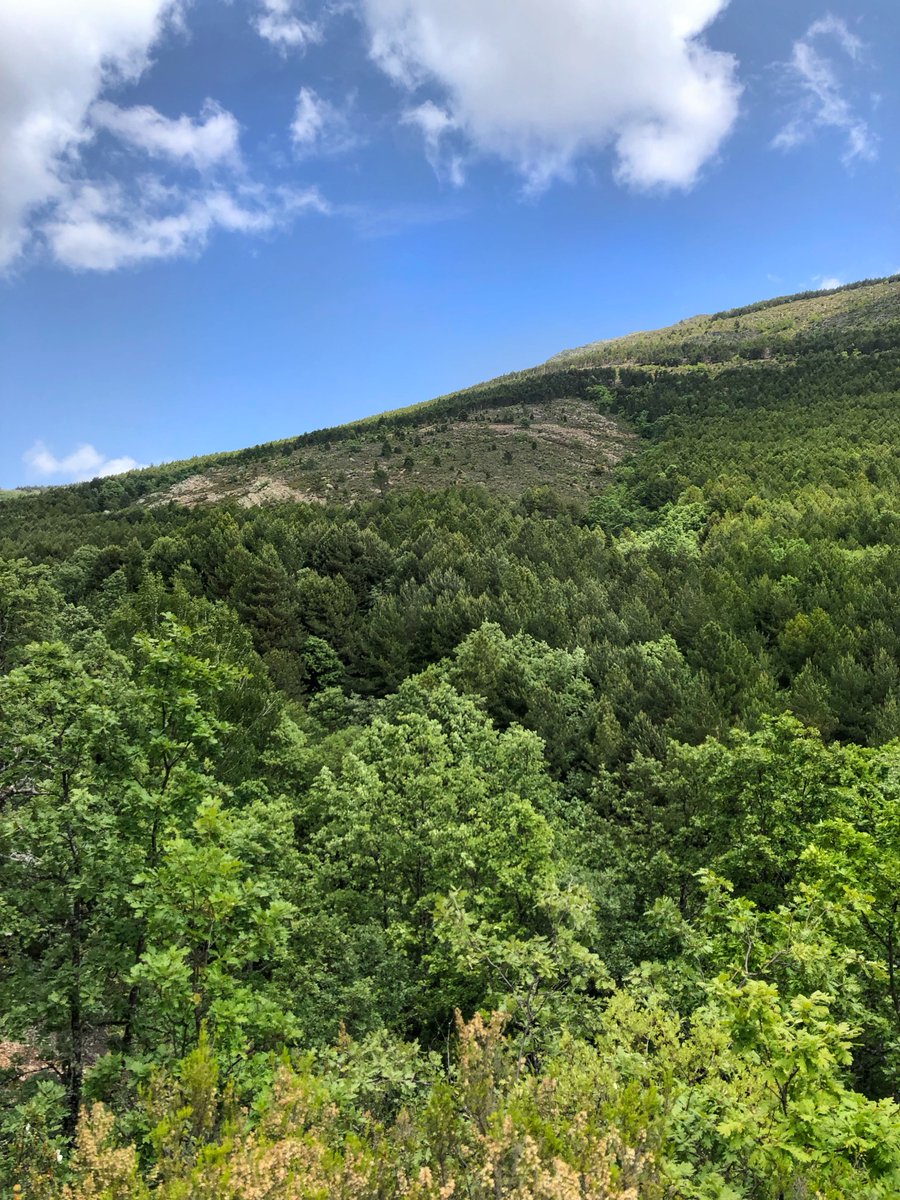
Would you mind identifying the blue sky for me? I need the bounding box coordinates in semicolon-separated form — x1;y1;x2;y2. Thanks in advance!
0;0;897;487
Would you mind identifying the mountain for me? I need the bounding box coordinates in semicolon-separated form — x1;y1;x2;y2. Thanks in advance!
7;274;899;514
5;275;900;1194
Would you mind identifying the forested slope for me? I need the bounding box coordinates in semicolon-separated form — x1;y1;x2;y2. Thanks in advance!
3;278;900;1196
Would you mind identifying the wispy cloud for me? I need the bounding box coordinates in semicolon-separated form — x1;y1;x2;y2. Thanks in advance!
91;100;242;171
254;0;321;52
402;102;466;187
291;88;361;157
23;441;146;483
43;178;328;272
773;15;877;164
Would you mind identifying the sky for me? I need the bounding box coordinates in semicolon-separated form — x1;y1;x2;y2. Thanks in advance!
0;0;898;487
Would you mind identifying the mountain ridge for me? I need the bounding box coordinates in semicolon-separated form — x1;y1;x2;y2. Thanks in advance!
547;273;900;367
6;274;900;512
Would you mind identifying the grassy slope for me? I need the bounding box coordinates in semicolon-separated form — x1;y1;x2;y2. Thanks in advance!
548;275;900;367
141;396;636;508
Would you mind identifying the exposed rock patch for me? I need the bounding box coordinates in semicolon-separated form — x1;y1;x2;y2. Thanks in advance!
147;473;325;509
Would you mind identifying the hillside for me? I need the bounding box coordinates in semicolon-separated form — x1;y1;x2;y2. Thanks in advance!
5;275;899;516
4;276;900;1196
548;273;900;367
139;395;636;509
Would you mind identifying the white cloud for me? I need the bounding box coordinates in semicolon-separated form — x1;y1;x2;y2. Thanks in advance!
44;179;328;272
0;0;181;269
291;87;359;156
90;99;241;170
773;16;877;164
292;89;328;147
23;441;146;483
0;0;330;272
255;0;321;51
358;0;742;192
402;102;465;185
816;275;843;290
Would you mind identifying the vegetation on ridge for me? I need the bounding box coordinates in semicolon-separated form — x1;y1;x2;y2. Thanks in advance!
550;273;900;367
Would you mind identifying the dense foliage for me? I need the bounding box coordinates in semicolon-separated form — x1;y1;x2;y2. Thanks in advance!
3;282;900;1195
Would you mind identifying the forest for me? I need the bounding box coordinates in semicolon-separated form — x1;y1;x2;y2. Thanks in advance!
3;281;900;1196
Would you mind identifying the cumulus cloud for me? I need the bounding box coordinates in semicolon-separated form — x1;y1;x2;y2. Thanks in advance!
0;0;180;269
773;16;877;164
23;441;145;483
358;0;742;191
0;0;329;272
291;87;359;156
90;99;241;170
816;275;843;290
255;0;321;51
